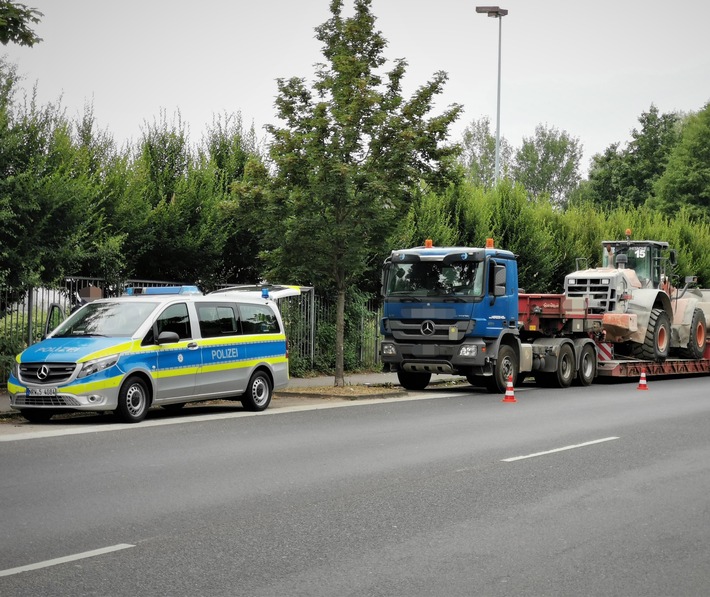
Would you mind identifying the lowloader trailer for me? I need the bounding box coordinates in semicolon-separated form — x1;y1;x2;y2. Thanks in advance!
380;236;710;393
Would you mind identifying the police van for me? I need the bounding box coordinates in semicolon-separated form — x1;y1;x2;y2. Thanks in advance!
7;286;295;423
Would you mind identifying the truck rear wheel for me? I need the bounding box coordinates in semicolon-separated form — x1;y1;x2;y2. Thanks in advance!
575;344;596;386
555;344;575;388
534;343;575;388
397;371;431;391
678;308;706;359
633;308;670;362
485;345;518;394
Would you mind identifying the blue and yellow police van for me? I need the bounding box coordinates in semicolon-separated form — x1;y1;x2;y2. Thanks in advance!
7;286;295;423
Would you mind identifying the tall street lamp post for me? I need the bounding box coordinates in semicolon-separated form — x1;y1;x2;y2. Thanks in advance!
476;6;507;185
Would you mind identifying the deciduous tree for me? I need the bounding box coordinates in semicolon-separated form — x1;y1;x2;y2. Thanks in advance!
650;103;710;219
0;1;42;47
460;116;512;189
512;124;582;208
264;0;462;385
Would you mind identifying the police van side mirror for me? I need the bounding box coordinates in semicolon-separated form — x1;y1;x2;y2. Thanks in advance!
157;331;180;345
44;303;65;338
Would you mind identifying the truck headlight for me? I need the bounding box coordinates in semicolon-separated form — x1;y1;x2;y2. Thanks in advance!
381;344;397;356
77;355;120;379
459;345;478;357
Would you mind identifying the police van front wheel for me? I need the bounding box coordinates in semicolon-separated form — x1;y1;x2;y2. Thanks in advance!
115;376;150;423
241;371;272;411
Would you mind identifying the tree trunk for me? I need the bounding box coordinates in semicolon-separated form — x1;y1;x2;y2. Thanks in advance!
334;287;346;387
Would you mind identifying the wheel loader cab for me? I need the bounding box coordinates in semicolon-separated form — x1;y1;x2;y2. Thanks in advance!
602;240;669;290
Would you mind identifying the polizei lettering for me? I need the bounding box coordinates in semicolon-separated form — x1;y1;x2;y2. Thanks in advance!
212;347;238;360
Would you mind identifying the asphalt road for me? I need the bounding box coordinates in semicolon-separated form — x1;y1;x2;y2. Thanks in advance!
1;377;709;596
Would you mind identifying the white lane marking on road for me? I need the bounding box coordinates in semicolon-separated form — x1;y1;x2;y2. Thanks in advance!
0;543;135;577
501;436;620;462
0;392;462;442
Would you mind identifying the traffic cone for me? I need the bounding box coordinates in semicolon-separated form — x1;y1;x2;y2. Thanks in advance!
637;369;649;391
502;375;517;402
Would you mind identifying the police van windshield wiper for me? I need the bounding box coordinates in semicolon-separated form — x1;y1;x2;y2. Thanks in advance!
70;330;107;337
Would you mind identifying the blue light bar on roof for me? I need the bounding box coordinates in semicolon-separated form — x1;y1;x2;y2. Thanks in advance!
124;285;202;296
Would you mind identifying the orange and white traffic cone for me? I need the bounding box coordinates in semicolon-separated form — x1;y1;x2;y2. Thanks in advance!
502;375;517;402
637;369;649;391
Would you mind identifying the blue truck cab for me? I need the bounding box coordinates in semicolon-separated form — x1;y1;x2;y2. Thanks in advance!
380;240;520;392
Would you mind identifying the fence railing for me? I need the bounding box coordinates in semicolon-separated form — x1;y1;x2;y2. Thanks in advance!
0;279;382;386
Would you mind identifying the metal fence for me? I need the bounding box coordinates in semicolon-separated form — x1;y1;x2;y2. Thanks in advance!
0;278;382;386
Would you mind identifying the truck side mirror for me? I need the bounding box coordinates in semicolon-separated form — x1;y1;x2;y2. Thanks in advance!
380;264;390;296
669;249;677;266
494;264;506;297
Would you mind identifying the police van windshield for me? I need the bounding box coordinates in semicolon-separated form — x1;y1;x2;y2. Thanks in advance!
386;261;484;297
52;301;160;338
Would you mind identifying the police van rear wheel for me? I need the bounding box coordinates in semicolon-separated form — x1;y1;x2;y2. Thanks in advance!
241;371;272;411
115;376;150;423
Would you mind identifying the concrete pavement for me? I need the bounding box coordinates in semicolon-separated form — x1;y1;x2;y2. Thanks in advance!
0;372;466;415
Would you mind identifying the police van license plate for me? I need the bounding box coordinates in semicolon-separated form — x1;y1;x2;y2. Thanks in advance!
27;387;57;397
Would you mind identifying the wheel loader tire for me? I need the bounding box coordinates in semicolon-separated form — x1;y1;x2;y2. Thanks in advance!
678;308;706;359
632;308;670;362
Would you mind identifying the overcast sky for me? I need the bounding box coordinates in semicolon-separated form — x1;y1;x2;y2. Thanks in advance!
3;0;710;174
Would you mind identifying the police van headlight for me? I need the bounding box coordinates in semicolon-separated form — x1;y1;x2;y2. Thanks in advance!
459;345;478;357
78;355;120;379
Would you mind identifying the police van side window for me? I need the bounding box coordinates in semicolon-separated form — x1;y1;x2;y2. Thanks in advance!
143;303;192;345
197;303;239;338
239;304;280;334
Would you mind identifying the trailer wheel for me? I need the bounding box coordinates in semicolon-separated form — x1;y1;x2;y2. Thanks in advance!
485;345;518;394
633;308;670;362
678;308;706;359
575;344;596;386
397;371;431;391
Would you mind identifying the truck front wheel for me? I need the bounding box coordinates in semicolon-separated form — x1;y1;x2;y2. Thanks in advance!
485;345;518;394
397;371;431;391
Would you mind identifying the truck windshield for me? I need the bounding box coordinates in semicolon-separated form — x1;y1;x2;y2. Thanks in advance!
386;261;483;297
51;301;160;338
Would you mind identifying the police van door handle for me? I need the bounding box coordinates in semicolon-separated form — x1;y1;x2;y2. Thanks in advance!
187;342;198;350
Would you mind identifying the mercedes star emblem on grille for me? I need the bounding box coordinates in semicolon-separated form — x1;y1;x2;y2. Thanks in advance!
37;364;50;380
421;320;435;335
